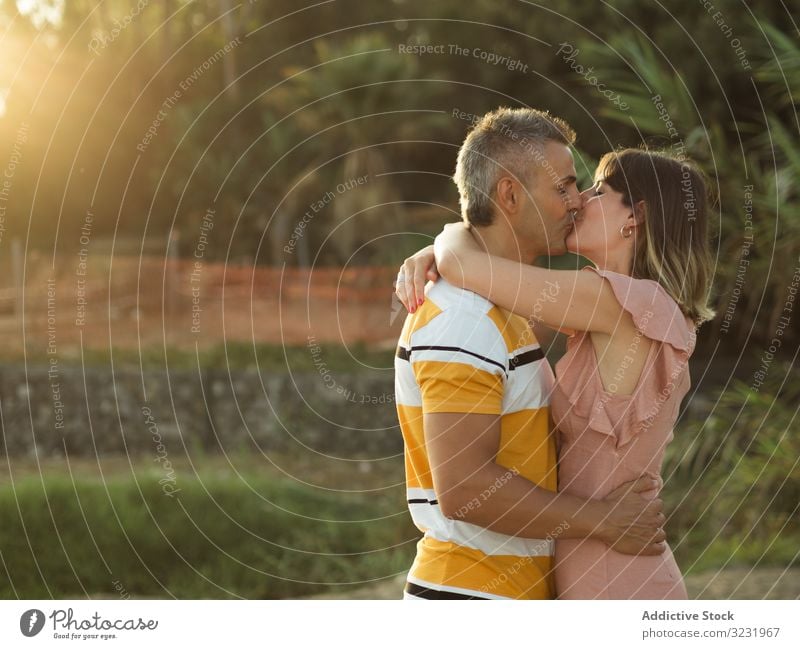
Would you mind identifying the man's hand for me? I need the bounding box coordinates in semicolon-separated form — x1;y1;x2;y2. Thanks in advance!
597;476;668;556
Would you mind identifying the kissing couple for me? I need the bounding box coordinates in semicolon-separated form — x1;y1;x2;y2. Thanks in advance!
393;107;714;600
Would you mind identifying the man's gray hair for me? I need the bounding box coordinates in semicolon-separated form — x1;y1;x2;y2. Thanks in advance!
453;107;576;226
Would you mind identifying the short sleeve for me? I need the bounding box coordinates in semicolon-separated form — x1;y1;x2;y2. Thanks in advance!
583;266;694;352
414;360;504;414
409;307;507;415
558;267;697;448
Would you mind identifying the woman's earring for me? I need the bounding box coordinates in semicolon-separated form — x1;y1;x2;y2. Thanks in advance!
620;224;633;239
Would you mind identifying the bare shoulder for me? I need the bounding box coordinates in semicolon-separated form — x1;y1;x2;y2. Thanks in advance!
590;319;655;396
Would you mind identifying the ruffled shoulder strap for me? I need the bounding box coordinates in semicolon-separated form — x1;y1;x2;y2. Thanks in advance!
583;266;695;352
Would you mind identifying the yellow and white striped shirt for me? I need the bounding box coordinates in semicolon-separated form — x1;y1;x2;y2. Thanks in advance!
395;278;558;599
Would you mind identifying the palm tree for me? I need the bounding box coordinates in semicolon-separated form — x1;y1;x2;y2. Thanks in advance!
574;29;799;347
265;31;451;266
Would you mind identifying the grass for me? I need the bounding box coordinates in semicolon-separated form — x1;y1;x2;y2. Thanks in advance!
0;454;416;599
664;362;800;575
3;341;396;372
1;355;796;598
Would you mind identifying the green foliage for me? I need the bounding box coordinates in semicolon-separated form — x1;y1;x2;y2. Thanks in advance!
568;20;799;346
664;363;800;573
0;1;796;342
755;22;800;107
277;32;421;127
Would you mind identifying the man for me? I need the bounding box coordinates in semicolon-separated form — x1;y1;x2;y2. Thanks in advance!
394;107;666;600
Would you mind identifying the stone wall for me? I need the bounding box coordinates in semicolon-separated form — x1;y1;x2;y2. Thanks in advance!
0;365;401;458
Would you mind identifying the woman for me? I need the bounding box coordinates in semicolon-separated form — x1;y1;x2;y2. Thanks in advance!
394;148;715;599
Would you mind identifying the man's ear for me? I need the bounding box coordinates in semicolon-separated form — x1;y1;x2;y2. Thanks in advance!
495;176;518;213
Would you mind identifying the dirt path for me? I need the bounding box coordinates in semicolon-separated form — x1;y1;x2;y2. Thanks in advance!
308;568;800;600
78;567;799;600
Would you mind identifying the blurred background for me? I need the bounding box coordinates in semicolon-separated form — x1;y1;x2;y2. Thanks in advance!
0;0;797;599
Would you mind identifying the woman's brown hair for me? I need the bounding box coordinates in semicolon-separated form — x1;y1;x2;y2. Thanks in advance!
598;148;716;324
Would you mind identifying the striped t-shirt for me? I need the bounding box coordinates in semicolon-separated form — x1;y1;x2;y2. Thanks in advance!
395;278;558;600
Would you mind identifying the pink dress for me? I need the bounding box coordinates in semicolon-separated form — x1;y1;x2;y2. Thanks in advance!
549;267;696;599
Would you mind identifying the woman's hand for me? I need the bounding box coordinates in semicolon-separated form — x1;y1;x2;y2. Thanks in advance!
433;222;482;283
395;245;438;313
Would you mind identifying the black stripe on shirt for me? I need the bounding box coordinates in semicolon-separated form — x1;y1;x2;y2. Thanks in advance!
407;498;438;505
396;345;506;374
508;347;544;370
405;581;490;600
